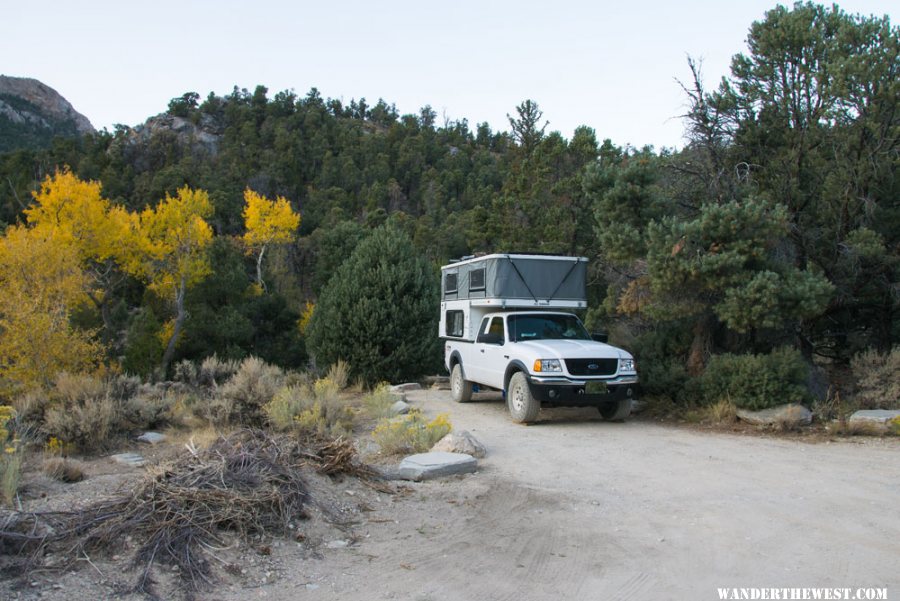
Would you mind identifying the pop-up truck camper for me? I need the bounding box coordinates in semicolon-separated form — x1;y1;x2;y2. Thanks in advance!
440;254;639;423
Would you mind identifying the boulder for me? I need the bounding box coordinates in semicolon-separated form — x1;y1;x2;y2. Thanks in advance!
736;403;812;427
848;410;900;425
391;383;422;393
424;375;451;390
389;400;411;416
137;431;167;445
111;452;146;467
431;430;486;458
397;452;477;481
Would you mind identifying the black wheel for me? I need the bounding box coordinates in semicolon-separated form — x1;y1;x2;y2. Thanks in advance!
450;363;473;403
507;372;540;423
599;399;631;421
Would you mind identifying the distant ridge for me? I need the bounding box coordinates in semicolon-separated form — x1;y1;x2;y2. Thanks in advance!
0;75;95;152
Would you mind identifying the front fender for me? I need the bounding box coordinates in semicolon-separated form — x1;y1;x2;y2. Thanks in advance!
504;360;531;391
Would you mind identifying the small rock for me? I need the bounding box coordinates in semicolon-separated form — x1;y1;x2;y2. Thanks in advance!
736;404;812;427
397;451;477;481
430;430;486;458
391;383;422;392
110;452;146;467
326;540;349;549
848;409;900;425
390;400;411;416
137;431;167;445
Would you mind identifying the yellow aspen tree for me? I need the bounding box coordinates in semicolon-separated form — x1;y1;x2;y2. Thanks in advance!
0;226;102;392
24;169;132;332
126;186;214;378
241;189;301;292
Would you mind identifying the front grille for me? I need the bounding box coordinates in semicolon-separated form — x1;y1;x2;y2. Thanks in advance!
565;358;618;376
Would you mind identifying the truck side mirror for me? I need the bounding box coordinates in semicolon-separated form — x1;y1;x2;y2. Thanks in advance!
591;332;608;343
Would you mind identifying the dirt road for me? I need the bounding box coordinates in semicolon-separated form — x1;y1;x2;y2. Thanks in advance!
261;388;899;601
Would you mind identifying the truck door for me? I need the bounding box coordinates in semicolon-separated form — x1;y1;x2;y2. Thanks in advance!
474;315;507;390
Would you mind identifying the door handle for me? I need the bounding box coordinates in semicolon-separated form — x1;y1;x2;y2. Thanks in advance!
504;355;509;359
480;349;485;353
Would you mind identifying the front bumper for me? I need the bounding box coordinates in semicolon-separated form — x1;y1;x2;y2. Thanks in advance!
527;375;640;407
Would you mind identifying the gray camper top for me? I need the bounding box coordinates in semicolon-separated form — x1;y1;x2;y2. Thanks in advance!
441;254;587;308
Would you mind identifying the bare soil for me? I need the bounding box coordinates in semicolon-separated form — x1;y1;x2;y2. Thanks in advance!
3;388;899;601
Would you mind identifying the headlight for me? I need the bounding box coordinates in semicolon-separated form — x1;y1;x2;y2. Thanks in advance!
533;359;562;373
619;358;636;372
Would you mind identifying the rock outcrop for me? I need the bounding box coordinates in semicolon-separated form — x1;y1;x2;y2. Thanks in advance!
0;75;95;151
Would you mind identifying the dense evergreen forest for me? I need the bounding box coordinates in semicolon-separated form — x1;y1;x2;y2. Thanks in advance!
0;2;896;406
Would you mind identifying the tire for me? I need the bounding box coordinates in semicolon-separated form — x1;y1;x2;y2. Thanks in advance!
450;363;473;403
599;399;631;421
507;372;540;423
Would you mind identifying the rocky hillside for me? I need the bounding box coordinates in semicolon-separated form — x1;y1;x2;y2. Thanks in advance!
0;75;95;153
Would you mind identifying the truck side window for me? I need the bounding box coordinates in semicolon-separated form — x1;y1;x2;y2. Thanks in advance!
469;268;485;291
444;272;458;295
477;316;504;345
446;310;464;337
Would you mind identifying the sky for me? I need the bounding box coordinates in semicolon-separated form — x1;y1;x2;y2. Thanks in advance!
3;0;896;149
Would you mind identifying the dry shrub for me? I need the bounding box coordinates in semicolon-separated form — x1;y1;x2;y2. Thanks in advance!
173;359;199;386
214;357;284;426
264;379;354;437
362;383;396;419
264;385;310;431
40;374;180;453
372;411;451;455
0;429;372;596
43;392;118;453
198;355;241;387
41;457;85;483
0;406;22;507
850;347;900;409
12;390;48;426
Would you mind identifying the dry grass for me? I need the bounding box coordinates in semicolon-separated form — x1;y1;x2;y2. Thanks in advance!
41;457;85;483
325;360;350;390
704;399;737;425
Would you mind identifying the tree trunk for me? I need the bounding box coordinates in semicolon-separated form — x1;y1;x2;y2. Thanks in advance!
256;244;267;292
157;275;186;381
686;314;715;377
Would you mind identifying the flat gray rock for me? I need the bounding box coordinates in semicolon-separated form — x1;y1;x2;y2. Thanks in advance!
111;452;146;467
391;383;422;392
390;400;411;415
397;451;477;481
431;430;486;458
848;409;900;424
137;431;167;444
736;403;812;427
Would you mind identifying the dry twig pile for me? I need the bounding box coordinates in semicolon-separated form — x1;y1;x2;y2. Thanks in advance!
0;429;373;598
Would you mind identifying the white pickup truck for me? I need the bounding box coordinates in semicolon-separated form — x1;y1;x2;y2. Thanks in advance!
439;254;639;423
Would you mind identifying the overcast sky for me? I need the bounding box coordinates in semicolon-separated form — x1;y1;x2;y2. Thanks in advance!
3;0;896;149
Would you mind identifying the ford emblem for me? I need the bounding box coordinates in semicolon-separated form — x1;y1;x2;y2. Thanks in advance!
588;363;599;370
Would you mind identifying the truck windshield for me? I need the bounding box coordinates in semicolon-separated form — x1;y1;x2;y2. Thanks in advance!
507;314;591;342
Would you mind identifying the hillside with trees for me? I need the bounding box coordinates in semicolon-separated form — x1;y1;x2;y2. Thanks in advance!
0;2;896;412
